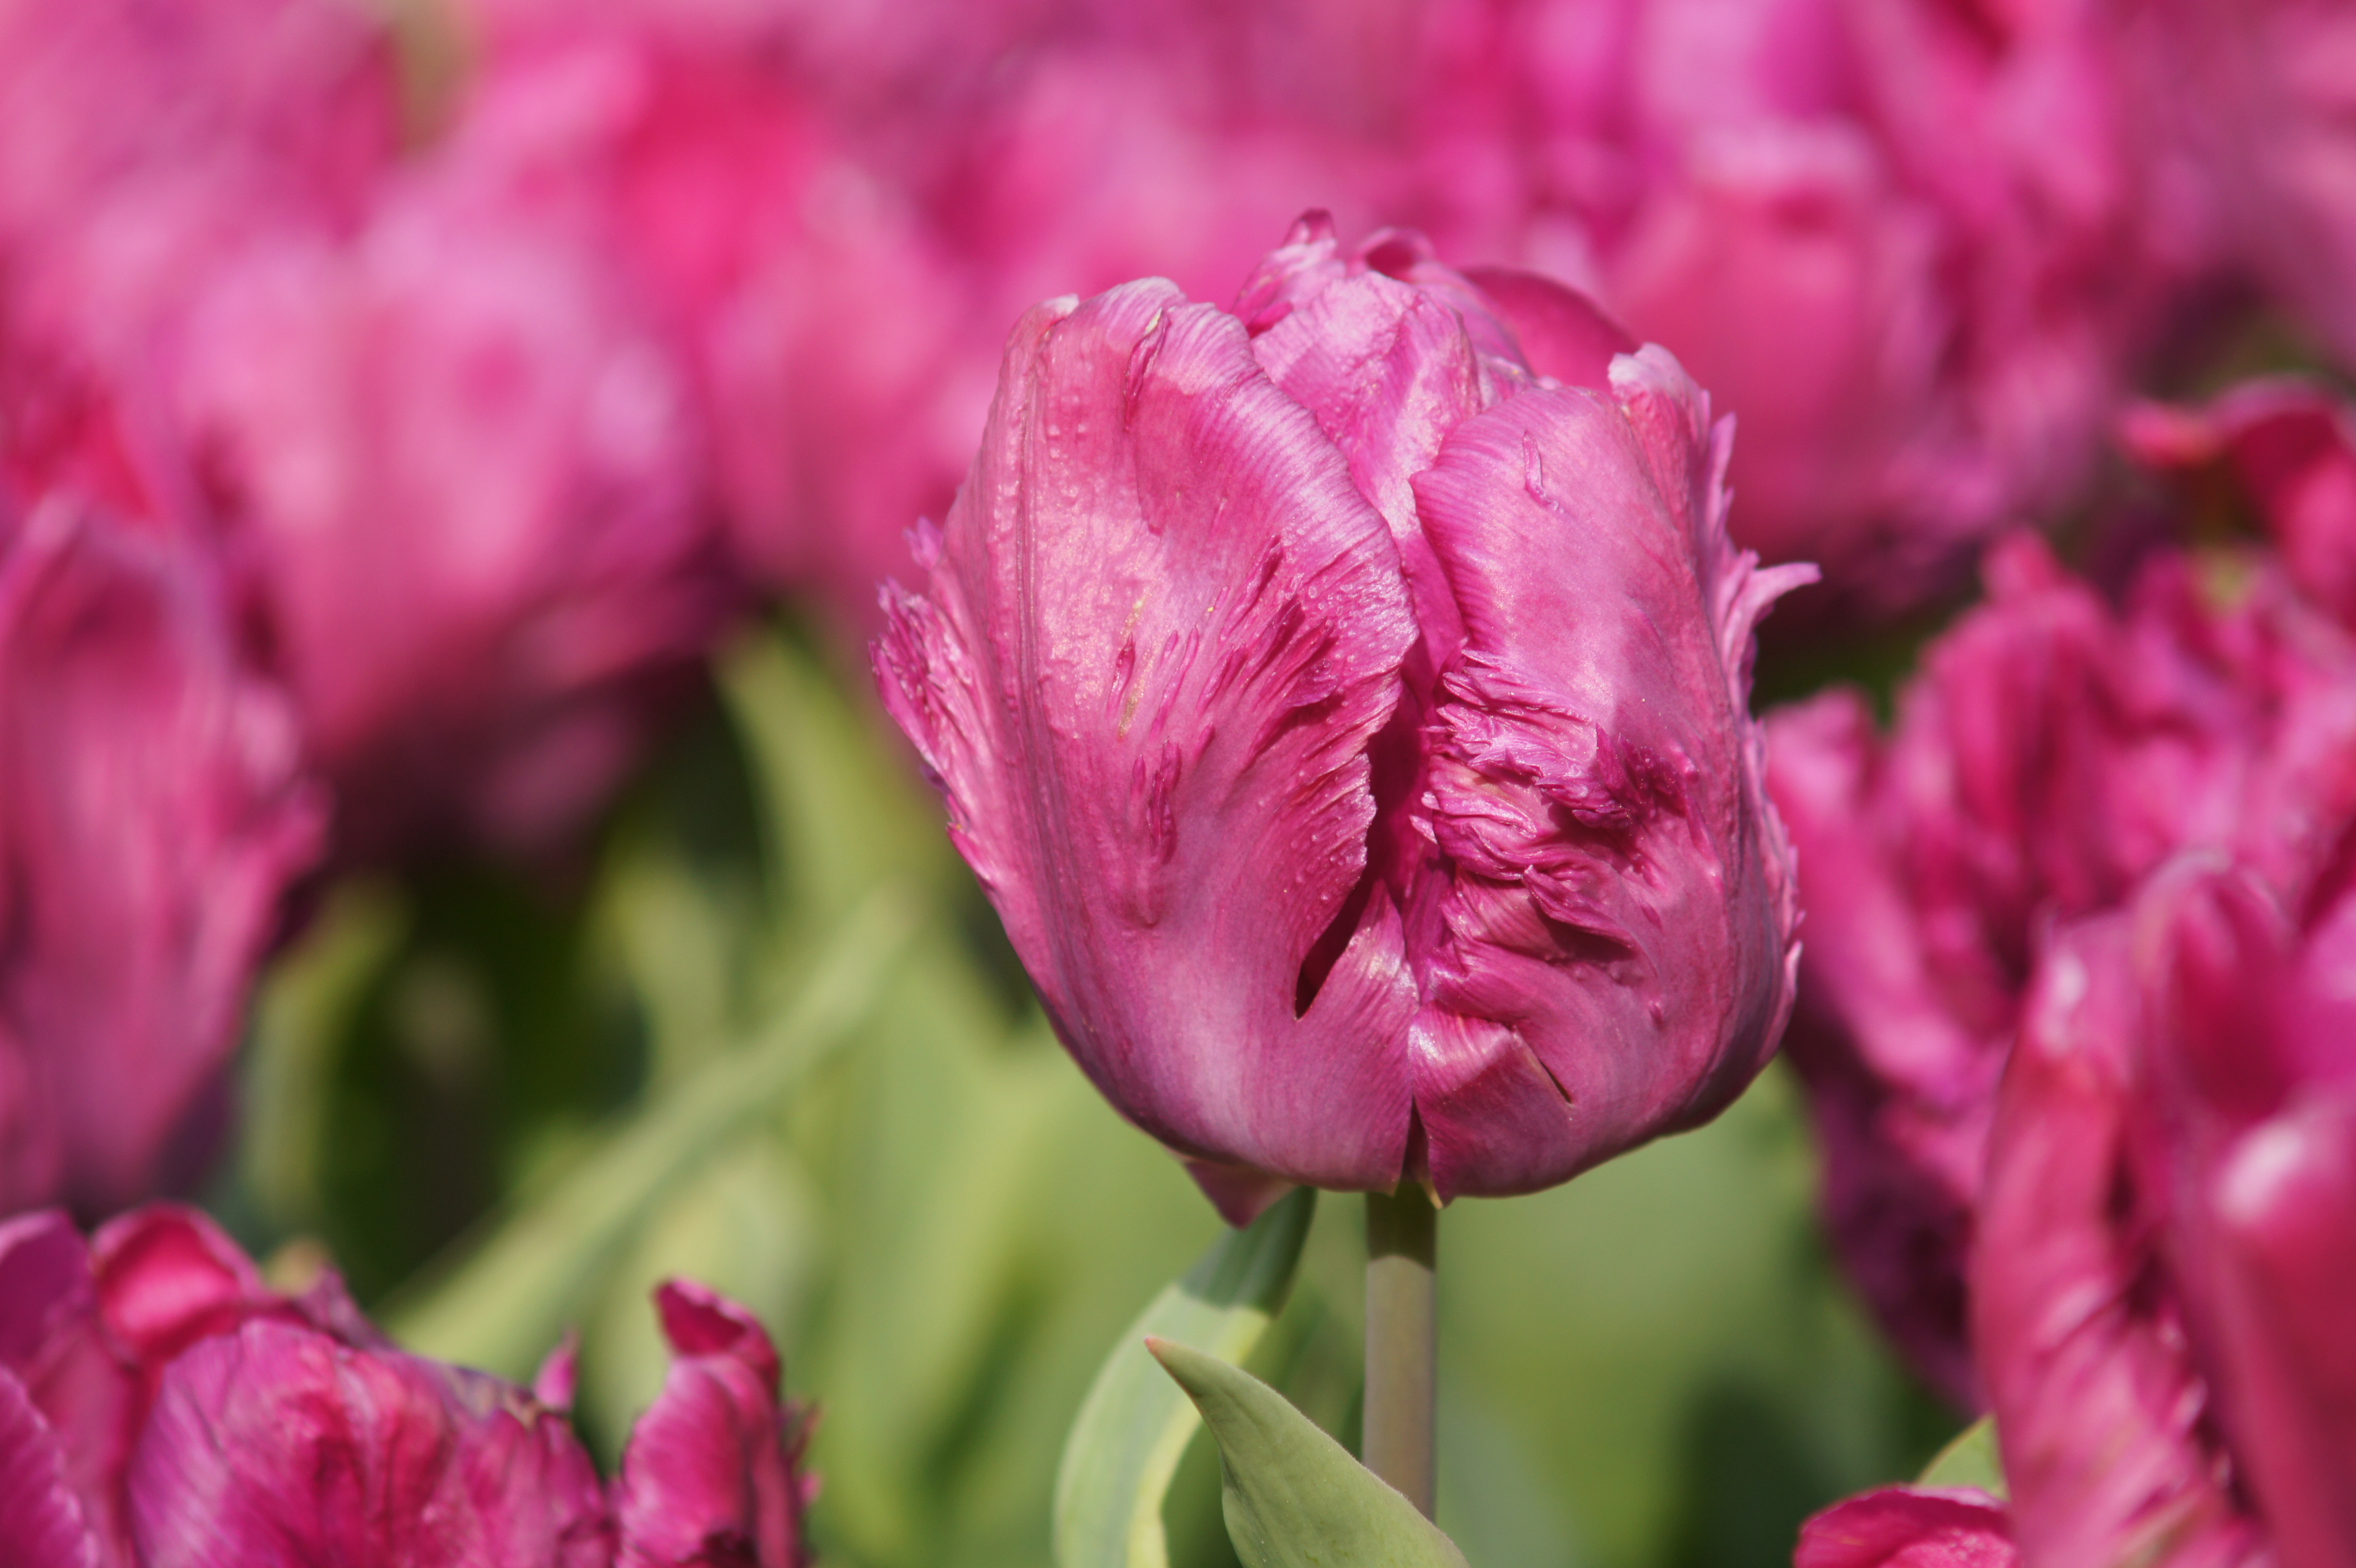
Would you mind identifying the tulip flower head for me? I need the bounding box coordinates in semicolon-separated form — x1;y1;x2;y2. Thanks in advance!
1766;531;2356;1406
1975;863;2356;1568
878;217;1812;1221
0;1205;815;1568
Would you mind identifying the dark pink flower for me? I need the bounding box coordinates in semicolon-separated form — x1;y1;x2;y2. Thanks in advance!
2151;0;2356;373
0;1364;95;1568
878;219;1809;1220
1974;860;2356;1568
0;496;324;1218
172;125;736;858
1766;532;2356;1406
0;1205;813;1568
1795;1486;2017;1568
1411;0;2209;615
0;0;398;373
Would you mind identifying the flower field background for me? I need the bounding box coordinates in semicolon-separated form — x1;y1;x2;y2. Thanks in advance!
5;0;2353;1562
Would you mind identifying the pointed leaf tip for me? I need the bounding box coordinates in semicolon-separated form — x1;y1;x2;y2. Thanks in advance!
1918;1417;2007;1499
1147;1338;1470;1568
1054;1188;1313;1568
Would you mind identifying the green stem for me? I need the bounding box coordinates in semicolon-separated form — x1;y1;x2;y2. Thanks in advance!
1363;1186;1438;1516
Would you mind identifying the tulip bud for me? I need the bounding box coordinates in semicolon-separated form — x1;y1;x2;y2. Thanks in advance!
877;218;1812;1220
0;497;325;1219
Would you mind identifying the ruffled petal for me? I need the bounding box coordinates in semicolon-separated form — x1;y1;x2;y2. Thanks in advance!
1973;915;2266;1568
1405;351;1804;1197
614;1281;811;1568
0;1367;99;1568
127;1319;610;1568
876;277;1422;1194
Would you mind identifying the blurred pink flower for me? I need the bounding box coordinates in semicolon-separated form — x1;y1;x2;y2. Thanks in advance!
172;105;739;858
1766;531;2356;1405
1795;1486;2017;1568
0;1205;814;1568
0;495;324;1220
878;219;1809;1220
1975;861;2356;1568
1;0;744;860
0;0;398;370
2153;0;2356;372
1406;0;2211;615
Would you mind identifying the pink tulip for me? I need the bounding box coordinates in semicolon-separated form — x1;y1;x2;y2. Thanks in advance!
1766;531;2356;1406
1421;0;2209;616
0;0;398;371
2151;0;2356;372
0;1205;813;1568
1795;1486;2017;1568
172;117;737;857
0;493;324;1220
2;0;740;860
1974;860;2356;1568
877;218;1810;1221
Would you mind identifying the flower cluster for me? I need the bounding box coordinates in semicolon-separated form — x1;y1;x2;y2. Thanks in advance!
1778;385;2356;1562
0;1205;812;1568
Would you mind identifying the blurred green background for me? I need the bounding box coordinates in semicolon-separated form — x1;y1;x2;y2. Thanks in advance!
207;618;1957;1568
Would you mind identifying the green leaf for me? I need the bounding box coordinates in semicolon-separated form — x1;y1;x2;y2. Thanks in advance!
240;882;410;1229
1918;1417;2006;1498
381;886;919;1376
1148;1337;1471;1568
1054;1188;1316;1568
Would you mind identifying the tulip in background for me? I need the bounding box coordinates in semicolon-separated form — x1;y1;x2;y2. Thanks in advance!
1765;525;2356;1407
1974;861;2356;1568
0;490;324;1220
0;1204;813;1568
878;214;1811;1505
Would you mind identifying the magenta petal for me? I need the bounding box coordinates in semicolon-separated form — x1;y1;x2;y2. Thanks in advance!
0;506;323;1214
0;1212;91;1371
0;1367;98;1568
615;1282;810;1568
89;1206;278;1372
1459;266;1636;394
1405;350;1807;1197
876;279;1421;1194
1249;268;1486;679
2130;864;2356;1568
1795;1486;2016;1568
1973;915;2266;1568
0;1212;132;1568
128;1320;611;1568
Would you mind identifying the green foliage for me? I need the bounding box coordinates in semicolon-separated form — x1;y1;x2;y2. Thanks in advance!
1056;1188;1316;1568
1150;1339;1470;1568
1918;1419;2005;1498
227;617;1962;1568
